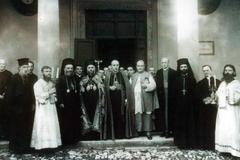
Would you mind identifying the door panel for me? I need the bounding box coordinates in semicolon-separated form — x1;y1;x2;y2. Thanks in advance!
74;39;96;65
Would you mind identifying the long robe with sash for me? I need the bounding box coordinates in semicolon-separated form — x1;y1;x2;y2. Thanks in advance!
131;71;159;132
215;80;240;157
104;71;135;139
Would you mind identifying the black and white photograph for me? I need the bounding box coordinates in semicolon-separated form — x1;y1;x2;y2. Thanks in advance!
0;0;240;159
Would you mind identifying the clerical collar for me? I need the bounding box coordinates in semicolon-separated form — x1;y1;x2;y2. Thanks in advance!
163;68;169;71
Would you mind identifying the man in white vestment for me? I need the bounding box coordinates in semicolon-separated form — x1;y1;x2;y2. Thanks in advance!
31;66;62;150
131;60;159;140
215;64;240;157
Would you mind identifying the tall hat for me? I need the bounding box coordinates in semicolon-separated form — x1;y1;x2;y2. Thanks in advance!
177;58;189;66
60;58;75;76
177;58;194;77
17;58;29;66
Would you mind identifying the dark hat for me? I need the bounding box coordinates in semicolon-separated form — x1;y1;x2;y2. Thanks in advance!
177;58;189;66
17;58;29;66
85;59;96;68
60;58;75;76
84;59;96;74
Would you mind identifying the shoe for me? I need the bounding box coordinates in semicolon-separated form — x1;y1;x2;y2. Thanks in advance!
146;132;152;140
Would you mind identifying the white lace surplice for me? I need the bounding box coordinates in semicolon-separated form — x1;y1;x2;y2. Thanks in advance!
31;79;62;150
215;80;240;157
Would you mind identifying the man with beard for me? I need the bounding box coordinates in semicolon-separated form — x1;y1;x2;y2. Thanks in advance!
131;60;159;139
215;65;240;157
104;60;134;139
80;60;104;140
195;65;220;150
174;58;197;149
0;58;12;140
56;58;81;146
31;66;61;150
5;58;35;153
155;58;177;138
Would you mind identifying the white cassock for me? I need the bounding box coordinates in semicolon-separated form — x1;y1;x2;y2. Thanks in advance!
215;79;240;157
31;79;62;150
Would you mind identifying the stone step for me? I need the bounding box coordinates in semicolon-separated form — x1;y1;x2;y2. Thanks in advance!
77;136;174;149
0;136;174;149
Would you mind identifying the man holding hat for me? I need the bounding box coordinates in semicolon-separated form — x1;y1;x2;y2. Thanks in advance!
56;58;81;146
5;58;35;153
173;58;197;149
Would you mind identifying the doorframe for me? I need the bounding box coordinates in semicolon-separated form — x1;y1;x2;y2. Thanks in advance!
68;0;158;68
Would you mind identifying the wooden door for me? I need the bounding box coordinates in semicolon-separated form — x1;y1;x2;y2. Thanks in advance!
74;39;96;65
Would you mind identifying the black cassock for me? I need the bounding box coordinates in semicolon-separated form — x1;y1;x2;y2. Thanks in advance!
56;75;81;145
5;73;35;153
0;70;12;138
155;68;177;134
195;77;221;150
174;74;197;149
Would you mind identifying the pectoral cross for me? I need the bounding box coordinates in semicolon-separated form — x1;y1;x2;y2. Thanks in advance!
94;60;103;71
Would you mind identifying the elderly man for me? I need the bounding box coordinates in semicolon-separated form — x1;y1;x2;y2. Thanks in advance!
5;58;35;153
155;58;177;138
215;64;240;157
104;60;134;139
195;65;220;150
131;60;159;140
0;58;12;140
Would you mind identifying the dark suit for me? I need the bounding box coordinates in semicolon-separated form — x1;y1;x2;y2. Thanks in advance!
155;68;177;135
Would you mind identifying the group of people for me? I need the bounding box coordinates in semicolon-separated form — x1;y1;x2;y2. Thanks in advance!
0;57;240;158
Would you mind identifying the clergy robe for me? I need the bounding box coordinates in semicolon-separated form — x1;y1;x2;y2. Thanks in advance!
56;75;81;145
215;80;240;157
5;73;35;153
195;77;220;150
80;74;104;140
104;71;135;139
174;74;197;149
131;71;159;132
31;79;61;150
155;68;177;135
0;70;12;139
26;73;38;140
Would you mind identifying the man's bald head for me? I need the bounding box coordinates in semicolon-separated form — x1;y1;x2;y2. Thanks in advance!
111;60;120;72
